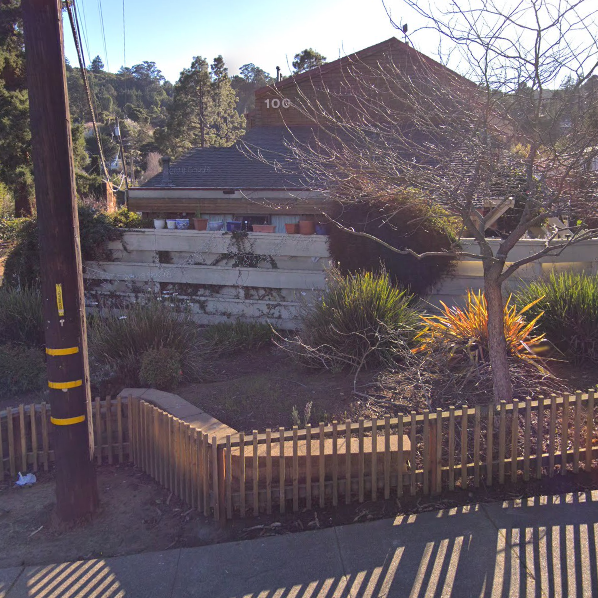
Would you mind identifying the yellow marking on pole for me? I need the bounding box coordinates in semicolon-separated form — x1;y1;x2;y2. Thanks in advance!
46;346;79;356
48;379;82;390
56;283;64;316
51;415;86;426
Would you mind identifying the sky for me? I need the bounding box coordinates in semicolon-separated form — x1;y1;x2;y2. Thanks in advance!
62;0;430;83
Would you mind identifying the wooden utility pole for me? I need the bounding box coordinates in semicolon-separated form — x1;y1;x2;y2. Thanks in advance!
22;0;98;521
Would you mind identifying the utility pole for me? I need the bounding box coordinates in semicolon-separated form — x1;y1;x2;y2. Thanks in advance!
22;0;98;521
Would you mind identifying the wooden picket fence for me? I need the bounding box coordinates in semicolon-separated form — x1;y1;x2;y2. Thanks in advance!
3;391;597;522
0;396;131;481
128;391;598;521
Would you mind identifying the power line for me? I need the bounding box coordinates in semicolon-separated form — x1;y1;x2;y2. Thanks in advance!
76;0;92;66
96;0;110;73
65;0;111;182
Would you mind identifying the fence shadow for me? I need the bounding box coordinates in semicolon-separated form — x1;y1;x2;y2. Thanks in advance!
18;491;596;597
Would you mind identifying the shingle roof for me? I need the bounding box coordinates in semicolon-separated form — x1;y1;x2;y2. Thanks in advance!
142;127;317;189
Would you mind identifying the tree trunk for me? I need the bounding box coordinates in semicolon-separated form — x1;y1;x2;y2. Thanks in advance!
14;180;32;217
484;265;513;402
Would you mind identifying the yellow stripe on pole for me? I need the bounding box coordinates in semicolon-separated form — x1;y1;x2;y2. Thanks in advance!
51;415;86;426
48;379;83;390
46;347;79;356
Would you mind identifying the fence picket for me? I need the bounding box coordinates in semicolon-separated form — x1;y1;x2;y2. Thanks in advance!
239;432;245;517
371;419;378;501
524;399;531;481
117;396;123;463
498;401;506;484
30;404;38;472
127;396;133;464
448;407;455;491
487;404;494;486
536;397;544;479
191;428;198;510
279;427;286;513
252;431;259;516
319;423;325;508
18;404;26;472
384;416;390;500
203;433;210;517
344;421;350;505
358;418;365;502
226;435;232;520
422;411;430;495
293;426;299;512
212;437;219;521
397;416;404;498
562;395;570;475
410;412;417;496
95;397;101;465
473;406;481;487
435;409;442;493
265;429;272;515
332;421;339;506
106;396;113;465
573;391;582;472
511;402;519;483
549;395;556;476
586;391;595;472
460;405;468;489
306;424;313;508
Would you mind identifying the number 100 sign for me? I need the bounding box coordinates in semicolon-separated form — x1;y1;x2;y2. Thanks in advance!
264;98;291;109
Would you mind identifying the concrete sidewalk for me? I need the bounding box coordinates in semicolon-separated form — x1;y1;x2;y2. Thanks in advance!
1;490;597;598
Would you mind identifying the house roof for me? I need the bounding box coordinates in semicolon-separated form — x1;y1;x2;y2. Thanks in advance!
141;126;317;189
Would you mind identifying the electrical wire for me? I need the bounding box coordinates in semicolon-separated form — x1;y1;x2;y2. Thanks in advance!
96;0;110;73
65;0;111;183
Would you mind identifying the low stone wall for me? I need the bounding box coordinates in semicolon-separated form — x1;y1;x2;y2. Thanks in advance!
84;230;331;329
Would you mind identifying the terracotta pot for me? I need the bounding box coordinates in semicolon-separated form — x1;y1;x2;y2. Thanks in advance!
252;224;276;233
193;218;208;231
299;220;315;235
285;223;299;234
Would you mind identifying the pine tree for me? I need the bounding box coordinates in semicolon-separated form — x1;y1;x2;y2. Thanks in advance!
292;48;326;73
90;55;104;73
0;0;33;215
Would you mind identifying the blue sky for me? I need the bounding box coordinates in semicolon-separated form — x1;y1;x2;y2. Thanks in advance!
63;0;429;83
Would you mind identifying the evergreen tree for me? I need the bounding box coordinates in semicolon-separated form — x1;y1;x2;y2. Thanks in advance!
0;0;33;215
292;48;326;73
157;55;244;157
90;55;104;73
231;63;274;114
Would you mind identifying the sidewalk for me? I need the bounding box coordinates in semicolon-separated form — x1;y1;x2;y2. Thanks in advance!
1;490;597;597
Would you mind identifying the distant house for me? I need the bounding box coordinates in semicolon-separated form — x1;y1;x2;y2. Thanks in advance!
128;37;473;231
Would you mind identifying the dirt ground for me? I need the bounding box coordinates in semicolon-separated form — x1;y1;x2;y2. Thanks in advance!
2;461;598;569
0;465;223;569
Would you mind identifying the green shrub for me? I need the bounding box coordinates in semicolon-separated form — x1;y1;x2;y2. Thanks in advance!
287;268;419;371
327;191;458;296
139;348;182;390
516;271;598;362
1;206;145;288
0;287;44;348
89;297;206;386
0;343;46;396
204;320;273;355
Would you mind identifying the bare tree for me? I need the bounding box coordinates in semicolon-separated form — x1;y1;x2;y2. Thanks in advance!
249;0;598;401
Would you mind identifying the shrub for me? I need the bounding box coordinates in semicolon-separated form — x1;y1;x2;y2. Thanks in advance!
415;290;545;367
0;287;44;348
88;297;206;387
203;320;273;355
0;343;46;396
515;272;598;363
139;348;182;390
327;191;458;296
283;268;419;371
1;206;145;288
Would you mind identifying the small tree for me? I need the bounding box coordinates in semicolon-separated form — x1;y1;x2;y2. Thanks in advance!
260;0;598;401
292;48;327;73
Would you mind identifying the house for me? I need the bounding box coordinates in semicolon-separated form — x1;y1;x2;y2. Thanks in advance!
128;37;474;231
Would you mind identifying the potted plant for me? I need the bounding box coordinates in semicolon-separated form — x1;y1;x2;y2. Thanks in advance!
252;224;277;233
226;220;242;232
193;210;208;231
153;213;166;229
285;223;299;234
299;220;315;235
